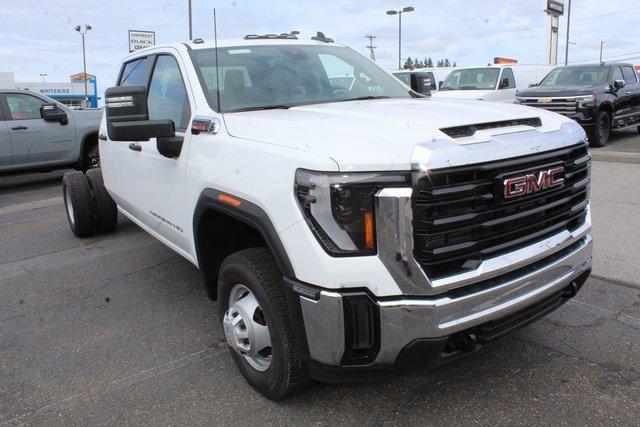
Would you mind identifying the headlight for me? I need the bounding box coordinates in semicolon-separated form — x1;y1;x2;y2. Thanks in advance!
295;169;409;255
575;94;595;103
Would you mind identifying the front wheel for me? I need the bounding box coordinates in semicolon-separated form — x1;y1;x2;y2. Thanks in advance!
218;247;310;400
588;110;610;147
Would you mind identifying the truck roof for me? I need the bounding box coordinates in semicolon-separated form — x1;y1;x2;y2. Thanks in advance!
122;37;345;61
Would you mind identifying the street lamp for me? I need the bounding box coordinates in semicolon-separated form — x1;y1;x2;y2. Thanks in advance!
39;73;47;91
386;6;414;70
74;24;92;108
599;41;604;63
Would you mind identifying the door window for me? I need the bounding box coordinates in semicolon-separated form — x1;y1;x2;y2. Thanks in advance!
622;66;638;84
500;68;516;89
119;57;153;86
612;67;624;82
147;55;191;131
6;93;45;120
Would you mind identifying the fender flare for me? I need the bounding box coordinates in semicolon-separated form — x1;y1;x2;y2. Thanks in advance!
192;188;295;278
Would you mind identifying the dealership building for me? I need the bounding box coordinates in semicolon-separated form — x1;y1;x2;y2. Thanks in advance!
0;71;99;108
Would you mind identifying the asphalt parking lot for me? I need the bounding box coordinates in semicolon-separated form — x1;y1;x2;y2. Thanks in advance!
1;133;639;425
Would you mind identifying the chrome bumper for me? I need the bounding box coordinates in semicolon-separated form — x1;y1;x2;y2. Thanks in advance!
299;231;592;366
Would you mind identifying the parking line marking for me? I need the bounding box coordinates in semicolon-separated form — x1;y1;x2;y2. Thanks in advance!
0;197;62;216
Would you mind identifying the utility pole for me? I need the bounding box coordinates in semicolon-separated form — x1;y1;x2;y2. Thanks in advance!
188;0;193;40
366;35;377;61
600;41;604;63
564;0;571;65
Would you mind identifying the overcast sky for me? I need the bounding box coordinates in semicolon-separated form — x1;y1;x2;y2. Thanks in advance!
1;0;639;97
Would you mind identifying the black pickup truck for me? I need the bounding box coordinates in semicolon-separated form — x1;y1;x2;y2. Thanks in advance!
515;63;640;147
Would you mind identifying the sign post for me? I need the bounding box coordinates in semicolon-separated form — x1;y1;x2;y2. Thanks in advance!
128;30;156;53
543;0;564;66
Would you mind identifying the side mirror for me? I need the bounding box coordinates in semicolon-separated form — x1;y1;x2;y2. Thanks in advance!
438;80;444;89
105;85;175;141
613;79;626;90
410;72;432;95
41;103;68;124
499;78;510;89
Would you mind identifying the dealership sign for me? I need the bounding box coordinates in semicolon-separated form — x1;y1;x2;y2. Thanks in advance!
129;30;156;52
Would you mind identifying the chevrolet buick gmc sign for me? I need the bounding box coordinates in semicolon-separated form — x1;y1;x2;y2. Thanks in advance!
128;30;155;52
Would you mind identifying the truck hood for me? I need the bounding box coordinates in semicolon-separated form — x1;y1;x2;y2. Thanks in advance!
517;84;603;97
430;89;496;101
223;98;566;171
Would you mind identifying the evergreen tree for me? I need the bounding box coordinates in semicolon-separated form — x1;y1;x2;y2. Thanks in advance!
403;56;414;70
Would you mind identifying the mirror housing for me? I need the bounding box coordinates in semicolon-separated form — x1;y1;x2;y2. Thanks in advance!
105;86;175;141
438;80;444;89
40;103;68;124
410;72;432;95
613;79;626;90
499;78;510;89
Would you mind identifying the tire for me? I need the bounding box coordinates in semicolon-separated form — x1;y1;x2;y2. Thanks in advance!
85;168;118;233
588;110;610;147
62;171;95;237
218;247;310;400
81;136;100;171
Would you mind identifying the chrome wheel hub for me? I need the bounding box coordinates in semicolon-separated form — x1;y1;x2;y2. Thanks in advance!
223;284;272;371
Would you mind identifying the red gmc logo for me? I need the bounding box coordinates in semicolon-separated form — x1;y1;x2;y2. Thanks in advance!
503;166;565;199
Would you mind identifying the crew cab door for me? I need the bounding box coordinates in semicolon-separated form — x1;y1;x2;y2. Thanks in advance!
0;92;76;167
612;65;640;128
102;52;193;255
0;105;11;167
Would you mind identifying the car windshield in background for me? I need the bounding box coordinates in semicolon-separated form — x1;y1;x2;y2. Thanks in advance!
539;66;609;86
392;72;411;86
440;68;500;90
190;45;412;112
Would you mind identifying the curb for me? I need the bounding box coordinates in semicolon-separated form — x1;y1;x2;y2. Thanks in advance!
590;150;640;165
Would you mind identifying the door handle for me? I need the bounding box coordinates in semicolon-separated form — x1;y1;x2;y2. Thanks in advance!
128;143;142;152
11;126;28;130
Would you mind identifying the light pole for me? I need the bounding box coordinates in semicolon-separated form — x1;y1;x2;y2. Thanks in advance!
39;73;47;91
386;6;414;70
188;0;193;40
564;0;571;65
599;41;604;63
74;24;92;108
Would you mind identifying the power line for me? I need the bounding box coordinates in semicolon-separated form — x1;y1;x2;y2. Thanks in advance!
568;50;640;64
366;35;377;61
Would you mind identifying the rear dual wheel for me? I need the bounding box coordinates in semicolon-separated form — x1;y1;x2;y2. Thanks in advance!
62;169;117;237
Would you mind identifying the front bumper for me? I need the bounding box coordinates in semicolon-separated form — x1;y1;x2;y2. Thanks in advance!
287;229;592;380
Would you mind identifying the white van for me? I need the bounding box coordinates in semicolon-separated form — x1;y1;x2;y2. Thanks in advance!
432;64;555;103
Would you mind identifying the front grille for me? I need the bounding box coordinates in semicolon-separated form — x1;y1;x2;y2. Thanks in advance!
519;98;578;116
412;142;589;279
440;117;542;138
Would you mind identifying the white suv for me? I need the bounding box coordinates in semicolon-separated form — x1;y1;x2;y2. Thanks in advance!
62;34;593;400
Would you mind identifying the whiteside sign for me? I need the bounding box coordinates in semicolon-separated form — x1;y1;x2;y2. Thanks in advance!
129;30;156;52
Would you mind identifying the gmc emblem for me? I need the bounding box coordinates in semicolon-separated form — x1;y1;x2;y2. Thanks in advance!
503;166;565;199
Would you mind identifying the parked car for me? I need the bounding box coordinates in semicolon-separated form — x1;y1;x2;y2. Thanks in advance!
432;64;555;103
62;35;592;400
516;63;640;147
0;89;102;173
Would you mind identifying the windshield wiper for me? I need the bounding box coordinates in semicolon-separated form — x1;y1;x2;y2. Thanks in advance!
333;95;391;103
226;105;290;112
460;86;479;90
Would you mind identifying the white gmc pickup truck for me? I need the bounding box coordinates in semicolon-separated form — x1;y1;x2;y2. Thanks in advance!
62;34;592;400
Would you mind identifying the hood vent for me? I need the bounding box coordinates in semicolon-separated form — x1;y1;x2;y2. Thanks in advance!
441;117;542;138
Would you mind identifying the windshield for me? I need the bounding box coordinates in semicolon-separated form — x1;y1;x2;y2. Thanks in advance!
539;66;609;86
190;45;412;112
392;72;411;86
440;68;500;90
